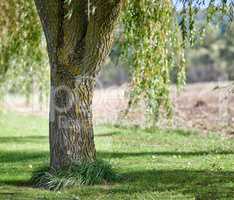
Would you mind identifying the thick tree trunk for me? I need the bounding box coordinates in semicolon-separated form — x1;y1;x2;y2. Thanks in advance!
50;71;96;168
34;0;123;169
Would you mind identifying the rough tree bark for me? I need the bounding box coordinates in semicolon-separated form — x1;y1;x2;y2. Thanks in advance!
34;0;124;169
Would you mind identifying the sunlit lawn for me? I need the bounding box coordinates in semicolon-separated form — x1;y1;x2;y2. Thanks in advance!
0;111;234;199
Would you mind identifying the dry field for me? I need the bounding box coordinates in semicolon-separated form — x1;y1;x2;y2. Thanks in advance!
2;82;234;136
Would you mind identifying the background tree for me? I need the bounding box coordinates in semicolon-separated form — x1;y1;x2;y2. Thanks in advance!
187;22;234;82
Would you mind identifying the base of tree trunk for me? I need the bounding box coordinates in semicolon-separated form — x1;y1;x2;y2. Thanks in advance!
31;159;118;191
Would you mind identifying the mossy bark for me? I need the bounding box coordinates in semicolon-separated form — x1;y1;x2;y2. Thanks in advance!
34;0;123;169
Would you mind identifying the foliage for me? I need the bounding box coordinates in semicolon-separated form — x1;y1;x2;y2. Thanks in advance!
122;0;186;125
31;160;118;191
176;0;234;46
0;0;233;123
121;0;233;126
0;0;49;102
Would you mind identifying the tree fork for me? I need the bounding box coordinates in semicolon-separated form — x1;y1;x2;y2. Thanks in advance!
34;0;124;169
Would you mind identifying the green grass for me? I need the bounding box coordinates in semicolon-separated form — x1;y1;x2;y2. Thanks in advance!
0;111;234;199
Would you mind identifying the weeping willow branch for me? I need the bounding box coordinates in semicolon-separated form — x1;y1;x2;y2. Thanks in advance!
122;0;186;126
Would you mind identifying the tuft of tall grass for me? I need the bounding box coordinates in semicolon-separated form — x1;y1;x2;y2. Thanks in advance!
31;160;119;191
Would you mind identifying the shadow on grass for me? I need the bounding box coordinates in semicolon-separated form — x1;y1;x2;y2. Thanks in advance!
144;128;198;136
111;169;234;199
0;151;49;163
95;131;122;137
0;179;32;187
0;136;47;144
0;150;49;187
0;129;233;199
98;150;234;159
0;148;233;199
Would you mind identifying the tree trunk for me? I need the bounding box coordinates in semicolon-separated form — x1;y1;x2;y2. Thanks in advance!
50;72;96;168
34;0;123;169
